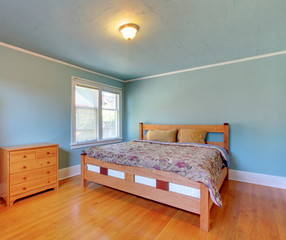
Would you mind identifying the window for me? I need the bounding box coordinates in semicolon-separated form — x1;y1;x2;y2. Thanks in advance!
71;77;122;149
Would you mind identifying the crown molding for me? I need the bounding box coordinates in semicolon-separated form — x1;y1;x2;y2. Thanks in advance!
125;50;286;82
2;41;285;83
0;42;124;82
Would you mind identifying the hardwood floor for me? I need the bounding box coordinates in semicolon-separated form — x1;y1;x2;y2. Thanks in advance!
0;176;285;240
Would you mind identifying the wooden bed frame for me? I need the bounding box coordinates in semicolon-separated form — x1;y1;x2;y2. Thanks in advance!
81;123;229;231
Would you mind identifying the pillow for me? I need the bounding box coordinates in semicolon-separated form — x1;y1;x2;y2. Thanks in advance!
146;129;177;142
177;129;207;144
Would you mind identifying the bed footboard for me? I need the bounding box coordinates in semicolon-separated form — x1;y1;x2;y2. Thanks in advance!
81;154;228;232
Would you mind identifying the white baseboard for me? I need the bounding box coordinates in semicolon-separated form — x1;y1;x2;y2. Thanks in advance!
229;169;286;189
58;165;286;190
58;165;80;180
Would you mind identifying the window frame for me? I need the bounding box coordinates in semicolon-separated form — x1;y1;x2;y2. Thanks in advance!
71;76;123;149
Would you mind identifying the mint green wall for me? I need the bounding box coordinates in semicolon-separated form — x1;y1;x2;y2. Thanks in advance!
0;46;124;169
125;54;286;177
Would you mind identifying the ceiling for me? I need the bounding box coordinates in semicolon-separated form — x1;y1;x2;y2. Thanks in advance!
0;0;285;80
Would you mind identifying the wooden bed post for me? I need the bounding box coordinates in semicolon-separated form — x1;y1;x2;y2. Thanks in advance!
223;123;229;180
200;184;210;232
81;153;87;187
139;122;143;140
223;123;229;154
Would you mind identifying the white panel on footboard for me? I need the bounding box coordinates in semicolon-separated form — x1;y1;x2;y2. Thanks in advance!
135;175;156;187
169;183;200;199
87;164;100;173
108;169;125;179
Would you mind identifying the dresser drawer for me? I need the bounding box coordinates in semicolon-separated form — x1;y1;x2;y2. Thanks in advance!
10;166;57;185
10;156;57;174
37;156;57;168
36;147;57;158
10;160;38;174
10;150;35;163
10;175;57;196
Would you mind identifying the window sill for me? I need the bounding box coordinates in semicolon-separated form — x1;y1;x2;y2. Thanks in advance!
71;138;123;150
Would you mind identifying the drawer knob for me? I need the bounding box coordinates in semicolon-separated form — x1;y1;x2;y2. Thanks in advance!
23;155;27;158
23;187;26;190
23;166;27;169
47;161;50;164
23;177;27;180
47;152;50;155
47;171;50;174
48;181;50;183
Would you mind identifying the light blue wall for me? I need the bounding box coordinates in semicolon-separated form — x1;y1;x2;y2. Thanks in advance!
125;54;286;177
1;44;286;177
0;46;124;169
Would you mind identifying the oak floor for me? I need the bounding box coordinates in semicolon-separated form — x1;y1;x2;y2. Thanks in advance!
0;176;285;240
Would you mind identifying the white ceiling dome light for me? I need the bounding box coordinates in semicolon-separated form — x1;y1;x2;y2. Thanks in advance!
119;23;139;40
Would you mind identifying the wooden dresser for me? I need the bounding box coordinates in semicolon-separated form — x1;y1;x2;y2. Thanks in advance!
0;143;58;206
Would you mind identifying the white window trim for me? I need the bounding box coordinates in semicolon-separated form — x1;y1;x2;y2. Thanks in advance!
71;76;123;149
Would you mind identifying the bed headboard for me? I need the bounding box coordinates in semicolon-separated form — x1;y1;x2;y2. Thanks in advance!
139;123;229;153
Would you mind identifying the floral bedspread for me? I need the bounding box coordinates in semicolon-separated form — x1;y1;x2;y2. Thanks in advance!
84;140;230;207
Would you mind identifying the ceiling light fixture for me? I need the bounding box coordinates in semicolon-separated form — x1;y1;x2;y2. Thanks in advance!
119;23;139;40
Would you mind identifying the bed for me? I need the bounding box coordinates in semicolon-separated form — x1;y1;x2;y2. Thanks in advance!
81;123;229;231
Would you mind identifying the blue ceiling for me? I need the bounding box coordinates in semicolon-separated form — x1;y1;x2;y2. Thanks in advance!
0;0;285;80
